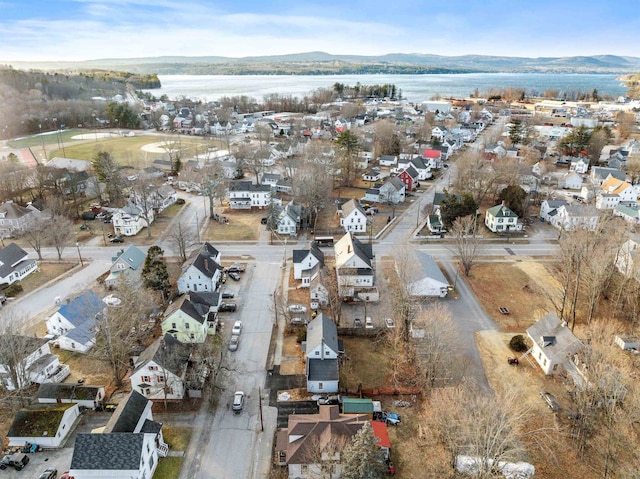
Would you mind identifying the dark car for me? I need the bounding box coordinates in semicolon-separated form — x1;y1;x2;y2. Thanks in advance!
228;272;241;281
38;468;58;479
81;211;96;221
109;236;124;243
261;217;268;224
221;292;235;299
219;302;237;312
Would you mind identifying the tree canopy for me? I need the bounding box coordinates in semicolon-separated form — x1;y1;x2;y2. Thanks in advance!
440;191;478;229
142;245;170;295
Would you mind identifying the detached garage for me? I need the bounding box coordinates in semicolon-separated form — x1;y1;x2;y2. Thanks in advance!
7;403;80;448
408;253;449;298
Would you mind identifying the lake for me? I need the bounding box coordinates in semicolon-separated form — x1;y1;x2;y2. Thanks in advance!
145;73;627;104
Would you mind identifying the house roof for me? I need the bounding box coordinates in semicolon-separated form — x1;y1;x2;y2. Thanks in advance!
283;406;370;465
414;252;448;286
56;291;104;328
423;149;441;159
104;390;149;433
384;176;405;192
189;291;220;310
615;203;640;217
370;420;391;448
112;245;146;270
601;177;632;196
229;180;271;192
592;167;625;182
7;403;76;438
341;198;366;218
487;204;518;218
543;200;569;209
401;165;419;179
134;334;191;377
526;313;583;363
0;335;48;365
0;242;29;275
71;433;145;470
410;157;428;170
307;357;339;381
36;383;103;401
164;296;205;324
342;398;374;414
45;157;91;171
0;201;34;219
189;249;222;279
140;418;163;434
306;313;339;356
334;234;374;270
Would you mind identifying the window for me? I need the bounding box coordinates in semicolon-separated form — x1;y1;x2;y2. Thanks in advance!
315;351;320;356
158;376;165;383
172;323;177;329
318;382;323;390
185;322;190;329
141;376;151;382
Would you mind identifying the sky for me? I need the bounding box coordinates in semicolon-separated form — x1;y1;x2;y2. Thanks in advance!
0;0;638;62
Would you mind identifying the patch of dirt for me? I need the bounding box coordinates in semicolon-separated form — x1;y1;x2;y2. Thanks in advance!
277;387;313;402
280;360;305;375
282;335;302;357
465;261;558;330
203;208;262;241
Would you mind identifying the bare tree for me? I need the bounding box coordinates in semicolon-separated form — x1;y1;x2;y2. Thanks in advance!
18;217;48;260
168;221;197;262
0;320;39;405
319;268;342;326
300;433;351;479
48;214;74;261
449;215;483;277
129;178;161;239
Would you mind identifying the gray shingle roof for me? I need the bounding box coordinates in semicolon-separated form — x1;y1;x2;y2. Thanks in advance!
71;433;144;470
307;357;339;381
0;243;31;279
134;334;191;377
104;390;149;433
306;313;339;355
526;313;583;363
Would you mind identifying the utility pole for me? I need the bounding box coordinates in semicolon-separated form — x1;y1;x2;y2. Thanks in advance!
258;387;264;432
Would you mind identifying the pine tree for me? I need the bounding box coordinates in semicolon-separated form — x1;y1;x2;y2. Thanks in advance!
142;245;170;295
342;421;387;479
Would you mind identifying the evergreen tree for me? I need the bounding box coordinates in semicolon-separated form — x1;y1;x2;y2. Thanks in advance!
440;191;478;229
498;184;528;218
142;245;170;295
342;421;387;479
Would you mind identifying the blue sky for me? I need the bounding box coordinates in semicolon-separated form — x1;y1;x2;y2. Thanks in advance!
0;0;638;61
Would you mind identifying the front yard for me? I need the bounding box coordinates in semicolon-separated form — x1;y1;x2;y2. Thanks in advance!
203;207;263;241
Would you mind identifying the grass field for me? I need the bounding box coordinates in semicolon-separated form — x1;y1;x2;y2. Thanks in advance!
153;457;183;479
8;129;88;148
204;208;263;241
162;426;192;451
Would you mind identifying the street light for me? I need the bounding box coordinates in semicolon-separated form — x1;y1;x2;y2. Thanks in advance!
76;241;84;267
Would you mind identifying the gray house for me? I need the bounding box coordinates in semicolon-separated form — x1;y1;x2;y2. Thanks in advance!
304;314;339;393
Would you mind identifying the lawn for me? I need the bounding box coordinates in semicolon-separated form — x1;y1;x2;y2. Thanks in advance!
55;347;114;386
153;457;183;479
162;426;192;451
339;336;393;391
8;129;87;148
203;208;262;241
9;261;77;297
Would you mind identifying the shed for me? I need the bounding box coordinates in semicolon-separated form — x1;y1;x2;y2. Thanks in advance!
342;397;374;417
6;403;80;448
36;383;105;409
614;335;640;350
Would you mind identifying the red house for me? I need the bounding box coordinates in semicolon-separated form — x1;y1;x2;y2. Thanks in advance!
397;165;419;191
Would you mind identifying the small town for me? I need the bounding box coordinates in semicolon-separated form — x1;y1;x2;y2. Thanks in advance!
1;3;640;479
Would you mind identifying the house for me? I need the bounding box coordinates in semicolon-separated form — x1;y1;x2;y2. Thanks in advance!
539;200;569;223
431;126;449;141
570;158;589;174
409;157;433;180
485;203;522;233
69;391;166;478
0;335;70;391
131;334;192;401
397;165;419;191
562;172;583;190
305;313;340;393
596;177;637;209
275;406;389;475
363;169;382;183
334;233;375;300
378;176;406;204
309;275;329;309
151;159;173;172
615;239;639;279
36;383;105;409
379;155;397;167
614;203;640;224
276;177;293;194
228;180;271;209
0;200;41;238
188;291;221;333
150;184;177;212
590;167;626;187
162;296;208;343
105;245;146;289
277;201;303;237
408;252;449;298
46;291;104;353
6;403;80;448
112;202;154;237
553;204;599;231
262;173;282;188
293;244;325;284
363;186;381;203
0;242;38;286
338;199;368;234
176;242;223;294
526;313;583;375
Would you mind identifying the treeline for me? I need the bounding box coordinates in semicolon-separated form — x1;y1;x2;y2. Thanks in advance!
620;73;640;99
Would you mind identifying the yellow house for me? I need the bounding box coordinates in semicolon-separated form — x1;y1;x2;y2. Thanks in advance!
161;296;208;343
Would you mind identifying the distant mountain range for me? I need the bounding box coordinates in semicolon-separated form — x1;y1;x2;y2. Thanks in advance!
5;52;640;75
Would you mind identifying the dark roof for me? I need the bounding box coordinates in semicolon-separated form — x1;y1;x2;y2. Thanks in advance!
0;243;30;278
306;313;339;355
140;419;163;434
307;358;339;381
164;296;206;324
189;291;220;311
134;334;191;377
104;390;149;433
0;335;48;364
229;180;271;192
36;383;103;401
192;252;222;278
71;433;145;470
403;165;419;179
7;403;76;437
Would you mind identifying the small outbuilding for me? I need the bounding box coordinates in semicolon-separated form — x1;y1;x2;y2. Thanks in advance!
6;403;80;448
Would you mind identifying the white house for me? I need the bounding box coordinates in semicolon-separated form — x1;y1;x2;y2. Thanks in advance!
562;172;583;190
553;204;600;231
7;403;80;448
485;203;522;233
0;200;41;238
46;291;105;353
379;155;398;167
378;176;406;204
362;169;382;182
0;336;70;391
305;314;340;393
0;242;38;286
228;180;271;209
69;391;166;478
539;200;569;223
596;177;637;209
409;157;433;180
277;201;303;237
309;276;329;309
570;158;589;174
590;167;626;187
177;242;223;294
614;203;640;224
334;233;375;300
526;313;583;375
338;199;368;234
36;383;105;409
408;253;449;298
112;203;155;237
131;334;192;401
293;244;325;284
615;239;639;279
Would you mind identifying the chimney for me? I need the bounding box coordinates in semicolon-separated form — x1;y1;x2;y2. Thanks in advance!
204;258;209;270
347;245;351;254
501;200;506;206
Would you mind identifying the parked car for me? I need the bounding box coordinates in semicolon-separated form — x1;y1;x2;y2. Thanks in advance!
61;472;71;479
354;318;363;328
261;217;268;224
540;391;560;411
220;302;237;313
317;395;341;406
228;272;241;281
0;453;29;471
382;411;401;426
221;291;235;299
365;317;374;329
110;235;124;243
385;318;395;328
288;304;307;314
81;211;96;221
38;468;58;479
231;320;242;335
232;391;245;413
0;294;6;304
228;335;240;352
290;317;307;326
226;264;246;273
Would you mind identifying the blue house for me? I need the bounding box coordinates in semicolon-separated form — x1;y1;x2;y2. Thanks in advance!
46;291;104;353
